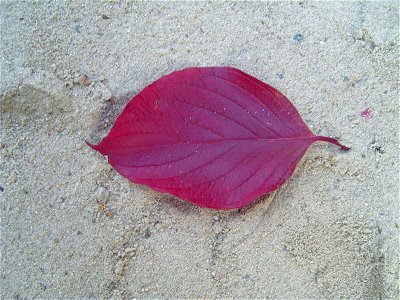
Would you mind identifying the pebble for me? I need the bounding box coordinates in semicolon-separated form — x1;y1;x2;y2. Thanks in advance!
102;89;112;101
75;24;82;33
9;171;17;183
125;247;136;255
355;29;364;40
120;247;136;258
95;187;110;203
77;75;92;86
114;260;125;275
293;33;303;43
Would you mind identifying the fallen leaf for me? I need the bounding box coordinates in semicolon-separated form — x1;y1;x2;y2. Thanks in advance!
88;67;349;210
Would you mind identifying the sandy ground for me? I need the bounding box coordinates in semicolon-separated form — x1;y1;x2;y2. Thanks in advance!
1;1;399;299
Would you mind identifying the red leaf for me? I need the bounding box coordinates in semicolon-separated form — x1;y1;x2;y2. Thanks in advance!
88;67;349;210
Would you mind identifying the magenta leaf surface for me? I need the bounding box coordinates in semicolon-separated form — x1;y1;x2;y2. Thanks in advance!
88;67;349;210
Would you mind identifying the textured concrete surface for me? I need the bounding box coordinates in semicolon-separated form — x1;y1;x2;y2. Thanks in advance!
1;1;399;298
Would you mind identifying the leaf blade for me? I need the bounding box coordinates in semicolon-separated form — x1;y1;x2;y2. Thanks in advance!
89;67;348;210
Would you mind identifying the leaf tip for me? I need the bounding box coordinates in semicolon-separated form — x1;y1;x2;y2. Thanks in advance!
340;144;351;151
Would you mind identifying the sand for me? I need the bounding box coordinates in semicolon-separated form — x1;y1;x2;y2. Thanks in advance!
1;1;399;298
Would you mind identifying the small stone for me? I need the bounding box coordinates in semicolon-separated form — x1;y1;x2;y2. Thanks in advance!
124;247;136;257
75;24;82;33
114;260;125;275
95;187;109;203
106;211;113;218
9;171;17;183
293;33;303;43
98;203;105;212
77;75;92;86
102;89;112;101
356;29;364;40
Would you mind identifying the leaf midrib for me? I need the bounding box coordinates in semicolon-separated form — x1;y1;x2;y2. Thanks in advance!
111;136;316;149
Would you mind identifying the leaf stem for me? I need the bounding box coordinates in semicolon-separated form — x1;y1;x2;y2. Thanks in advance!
314;136;350;151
